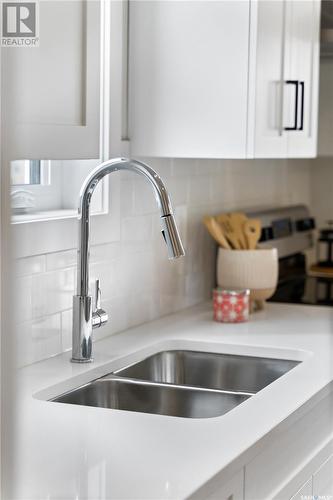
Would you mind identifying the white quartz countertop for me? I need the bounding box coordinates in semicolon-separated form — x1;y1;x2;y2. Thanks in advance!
13;302;333;499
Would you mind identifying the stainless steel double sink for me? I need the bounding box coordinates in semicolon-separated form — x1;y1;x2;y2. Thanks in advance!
52;350;300;418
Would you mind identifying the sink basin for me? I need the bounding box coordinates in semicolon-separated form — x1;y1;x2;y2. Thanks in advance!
51;376;250;418
113;350;300;394
51;349;300;419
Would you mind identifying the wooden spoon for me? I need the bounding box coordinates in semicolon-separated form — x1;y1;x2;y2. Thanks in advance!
216;213;243;249
203;216;231;249
228;212;249;249
243;218;261;250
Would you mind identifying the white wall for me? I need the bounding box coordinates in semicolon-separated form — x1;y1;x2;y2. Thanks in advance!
15;157;312;367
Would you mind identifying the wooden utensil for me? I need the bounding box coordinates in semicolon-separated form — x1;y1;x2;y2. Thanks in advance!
203;216;231;249
243;218;261;250
216;213;243;249
228;212;249;249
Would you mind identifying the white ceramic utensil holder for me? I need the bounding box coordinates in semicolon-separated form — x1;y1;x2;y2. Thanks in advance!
216;247;279;308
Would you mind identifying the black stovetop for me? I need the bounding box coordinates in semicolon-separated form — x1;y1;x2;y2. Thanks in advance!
268;253;333;306
269;274;333;306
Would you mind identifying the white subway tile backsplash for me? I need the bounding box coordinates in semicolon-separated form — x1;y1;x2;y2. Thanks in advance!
120;178;135;217
16;276;33;323
196;159;224;176
133;176;161;215
61;309;72;352
17;314;62;366
287;161;312;205
46;249;77;271
153;254;186;294
121;214;153;242
31;268;75;318
165;177;189;206
90;242;121;263
188;175;212;205
157;291;189;317
14;157;312;367
16;255;46;276
126;293;158;329
90;260;120;300
119;249;155;294
172;158;198;177
185;271;212;304
140;157;173;178
310;157;333;227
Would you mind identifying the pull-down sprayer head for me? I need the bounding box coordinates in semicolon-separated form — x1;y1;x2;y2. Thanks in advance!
161;214;185;259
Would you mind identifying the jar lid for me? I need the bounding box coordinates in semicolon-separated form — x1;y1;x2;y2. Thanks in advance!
214;288;250;296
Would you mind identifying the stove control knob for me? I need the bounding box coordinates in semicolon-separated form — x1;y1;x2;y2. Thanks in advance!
259;226;274;242
296;217;315;232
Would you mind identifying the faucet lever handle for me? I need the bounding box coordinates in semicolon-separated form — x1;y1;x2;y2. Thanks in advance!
95;279;101;311
92;279;108;329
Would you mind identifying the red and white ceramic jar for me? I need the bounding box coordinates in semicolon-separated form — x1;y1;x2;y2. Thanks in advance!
213;288;250;323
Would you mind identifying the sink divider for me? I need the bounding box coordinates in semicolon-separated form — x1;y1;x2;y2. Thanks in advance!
99;374;256;398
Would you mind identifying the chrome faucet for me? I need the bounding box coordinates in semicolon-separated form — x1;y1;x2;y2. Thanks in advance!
71;158;185;363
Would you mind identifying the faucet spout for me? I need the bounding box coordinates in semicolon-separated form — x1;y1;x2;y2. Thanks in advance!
71;158;185;363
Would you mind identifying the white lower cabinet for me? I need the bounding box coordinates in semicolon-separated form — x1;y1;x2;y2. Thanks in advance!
206;470;244;500
290;478;312;500
313;454;333;498
245;450;333;500
244;449;333;500
194;452;332;500
244;389;333;500
202;451;332;500
288;453;333;499
195;430;332;500
190;469;244;500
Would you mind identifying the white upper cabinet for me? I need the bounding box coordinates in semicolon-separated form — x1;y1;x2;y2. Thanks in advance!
2;0;320;161
284;0;320;157
129;0;250;158
249;0;288;158
3;0;101;160
129;0;320;159
250;0;320;158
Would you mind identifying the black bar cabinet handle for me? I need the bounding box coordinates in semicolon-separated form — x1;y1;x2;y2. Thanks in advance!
298;81;304;131
284;80;299;131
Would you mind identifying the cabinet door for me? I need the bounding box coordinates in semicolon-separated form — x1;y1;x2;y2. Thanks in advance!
205;473;243;500
129;1;250;158
290;478;312;500
2;0;100;160
313;454;333;497
192;469;244;500
251;0;320;159
284;0;320;157
251;0;288;158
